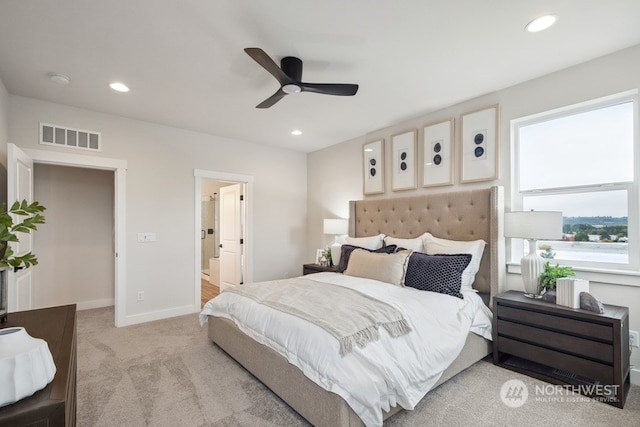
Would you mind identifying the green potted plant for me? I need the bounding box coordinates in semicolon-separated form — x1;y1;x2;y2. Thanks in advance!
323;247;332;266
539;262;575;292
0;200;46;323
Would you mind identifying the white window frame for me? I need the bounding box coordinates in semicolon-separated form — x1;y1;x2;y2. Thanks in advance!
510;90;640;285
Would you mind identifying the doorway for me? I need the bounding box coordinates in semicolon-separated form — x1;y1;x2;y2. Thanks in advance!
194;170;253;307
33;164;115;310
12;144;127;326
200;180;234;286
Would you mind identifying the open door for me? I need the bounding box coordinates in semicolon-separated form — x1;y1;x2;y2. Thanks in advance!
219;183;243;291
6;143;35;312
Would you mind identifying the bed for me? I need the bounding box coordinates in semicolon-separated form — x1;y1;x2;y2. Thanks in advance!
201;186;505;426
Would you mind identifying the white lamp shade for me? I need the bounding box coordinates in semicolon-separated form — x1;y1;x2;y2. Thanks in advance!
504;211;563;240
323;218;348;235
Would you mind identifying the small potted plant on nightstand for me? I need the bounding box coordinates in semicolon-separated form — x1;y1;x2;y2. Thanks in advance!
539;262;575;303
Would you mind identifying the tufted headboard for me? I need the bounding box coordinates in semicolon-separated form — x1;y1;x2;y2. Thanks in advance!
349;186;505;305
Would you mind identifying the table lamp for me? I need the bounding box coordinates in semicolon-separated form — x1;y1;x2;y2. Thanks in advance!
323;218;348;266
505;211;563;298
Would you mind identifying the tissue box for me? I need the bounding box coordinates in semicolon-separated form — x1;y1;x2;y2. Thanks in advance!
556;278;589;309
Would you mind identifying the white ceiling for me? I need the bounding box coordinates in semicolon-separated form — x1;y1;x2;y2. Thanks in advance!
1;1;640;153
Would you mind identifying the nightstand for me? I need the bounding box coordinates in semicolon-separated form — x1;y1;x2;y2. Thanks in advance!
493;290;630;408
303;263;339;275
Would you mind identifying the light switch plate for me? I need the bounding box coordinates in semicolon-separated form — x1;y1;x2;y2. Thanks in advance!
137;232;157;242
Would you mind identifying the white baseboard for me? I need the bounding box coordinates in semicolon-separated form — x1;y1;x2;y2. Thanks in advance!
76;298;115;311
116;304;200;327
631;367;640;385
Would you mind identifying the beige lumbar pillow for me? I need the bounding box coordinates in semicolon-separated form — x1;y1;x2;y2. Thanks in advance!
344;249;411;286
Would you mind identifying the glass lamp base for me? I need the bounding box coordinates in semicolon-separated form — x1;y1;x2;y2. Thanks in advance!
524;293;543;299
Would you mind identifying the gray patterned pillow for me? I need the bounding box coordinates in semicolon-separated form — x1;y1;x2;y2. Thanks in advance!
404;252;472;299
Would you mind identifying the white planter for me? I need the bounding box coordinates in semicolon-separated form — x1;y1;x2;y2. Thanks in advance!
0;327;56;407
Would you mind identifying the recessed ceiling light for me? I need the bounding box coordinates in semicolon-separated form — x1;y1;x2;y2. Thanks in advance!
48;72;70;85
109;82;130;92
291;130;302;136
525;14;557;33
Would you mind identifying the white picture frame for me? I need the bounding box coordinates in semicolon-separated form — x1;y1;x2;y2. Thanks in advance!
315;249;325;264
461;104;500;183
363;139;384;195
422;119;454;187
391;129;417;191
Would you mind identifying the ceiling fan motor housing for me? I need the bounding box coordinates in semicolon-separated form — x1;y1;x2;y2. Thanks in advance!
281;56;303;81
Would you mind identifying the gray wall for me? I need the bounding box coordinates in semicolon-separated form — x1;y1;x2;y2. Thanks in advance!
308;44;640;383
34;164;114;309
7;95;308;324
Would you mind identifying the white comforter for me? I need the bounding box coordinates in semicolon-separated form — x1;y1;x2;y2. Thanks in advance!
199;272;493;427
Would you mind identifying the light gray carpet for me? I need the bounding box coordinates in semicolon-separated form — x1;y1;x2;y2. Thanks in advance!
77;307;640;426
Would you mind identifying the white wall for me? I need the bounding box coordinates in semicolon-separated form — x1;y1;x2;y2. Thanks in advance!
308;44;640;383
8;95;308;324
34;164;114;310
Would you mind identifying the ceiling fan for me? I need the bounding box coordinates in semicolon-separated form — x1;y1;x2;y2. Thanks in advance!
244;47;359;108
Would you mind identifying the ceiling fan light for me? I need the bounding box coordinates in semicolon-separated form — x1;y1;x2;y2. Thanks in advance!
525;14;557;33
282;84;301;94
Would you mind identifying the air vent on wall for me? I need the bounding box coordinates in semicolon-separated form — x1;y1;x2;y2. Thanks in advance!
39;123;101;152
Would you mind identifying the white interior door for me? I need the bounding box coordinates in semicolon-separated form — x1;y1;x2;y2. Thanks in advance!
7;143;35;312
219;184;243;290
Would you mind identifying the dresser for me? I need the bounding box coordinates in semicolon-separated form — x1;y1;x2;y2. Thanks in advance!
493;291;629;408
0;304;77;426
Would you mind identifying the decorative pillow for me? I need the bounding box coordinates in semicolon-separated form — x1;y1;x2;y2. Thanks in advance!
422;232;486;291
404;252;472;299
344;249;411;287
344;234;385;250
337;244;398;273
384;236;424;252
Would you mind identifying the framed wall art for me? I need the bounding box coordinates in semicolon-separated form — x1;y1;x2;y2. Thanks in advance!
362;139;384;195
460;104;500;183
422;119;454;187
391;130;417;191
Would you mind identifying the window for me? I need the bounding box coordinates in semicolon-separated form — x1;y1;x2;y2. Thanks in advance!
511;91;638;272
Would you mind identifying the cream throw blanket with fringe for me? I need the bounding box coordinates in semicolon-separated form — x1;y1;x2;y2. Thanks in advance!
224;278;411;355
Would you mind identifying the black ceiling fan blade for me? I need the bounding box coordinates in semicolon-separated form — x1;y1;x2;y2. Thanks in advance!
244;47;293;86
299;82;359;96
256;89;287;109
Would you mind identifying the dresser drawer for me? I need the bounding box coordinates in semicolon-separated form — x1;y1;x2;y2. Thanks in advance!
498;336;614;385
497;305;612;342
497;319;613;363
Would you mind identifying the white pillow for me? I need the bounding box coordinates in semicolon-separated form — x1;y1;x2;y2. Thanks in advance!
344;249;411;287
384;236;424;252
344;234;385;250
422;232;486;291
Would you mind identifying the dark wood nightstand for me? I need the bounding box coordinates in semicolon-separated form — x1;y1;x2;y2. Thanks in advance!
303;263;339;275
0;304;77;426
493;290;629;408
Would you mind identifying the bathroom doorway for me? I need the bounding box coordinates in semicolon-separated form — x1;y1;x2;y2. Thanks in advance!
194;169;252;308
